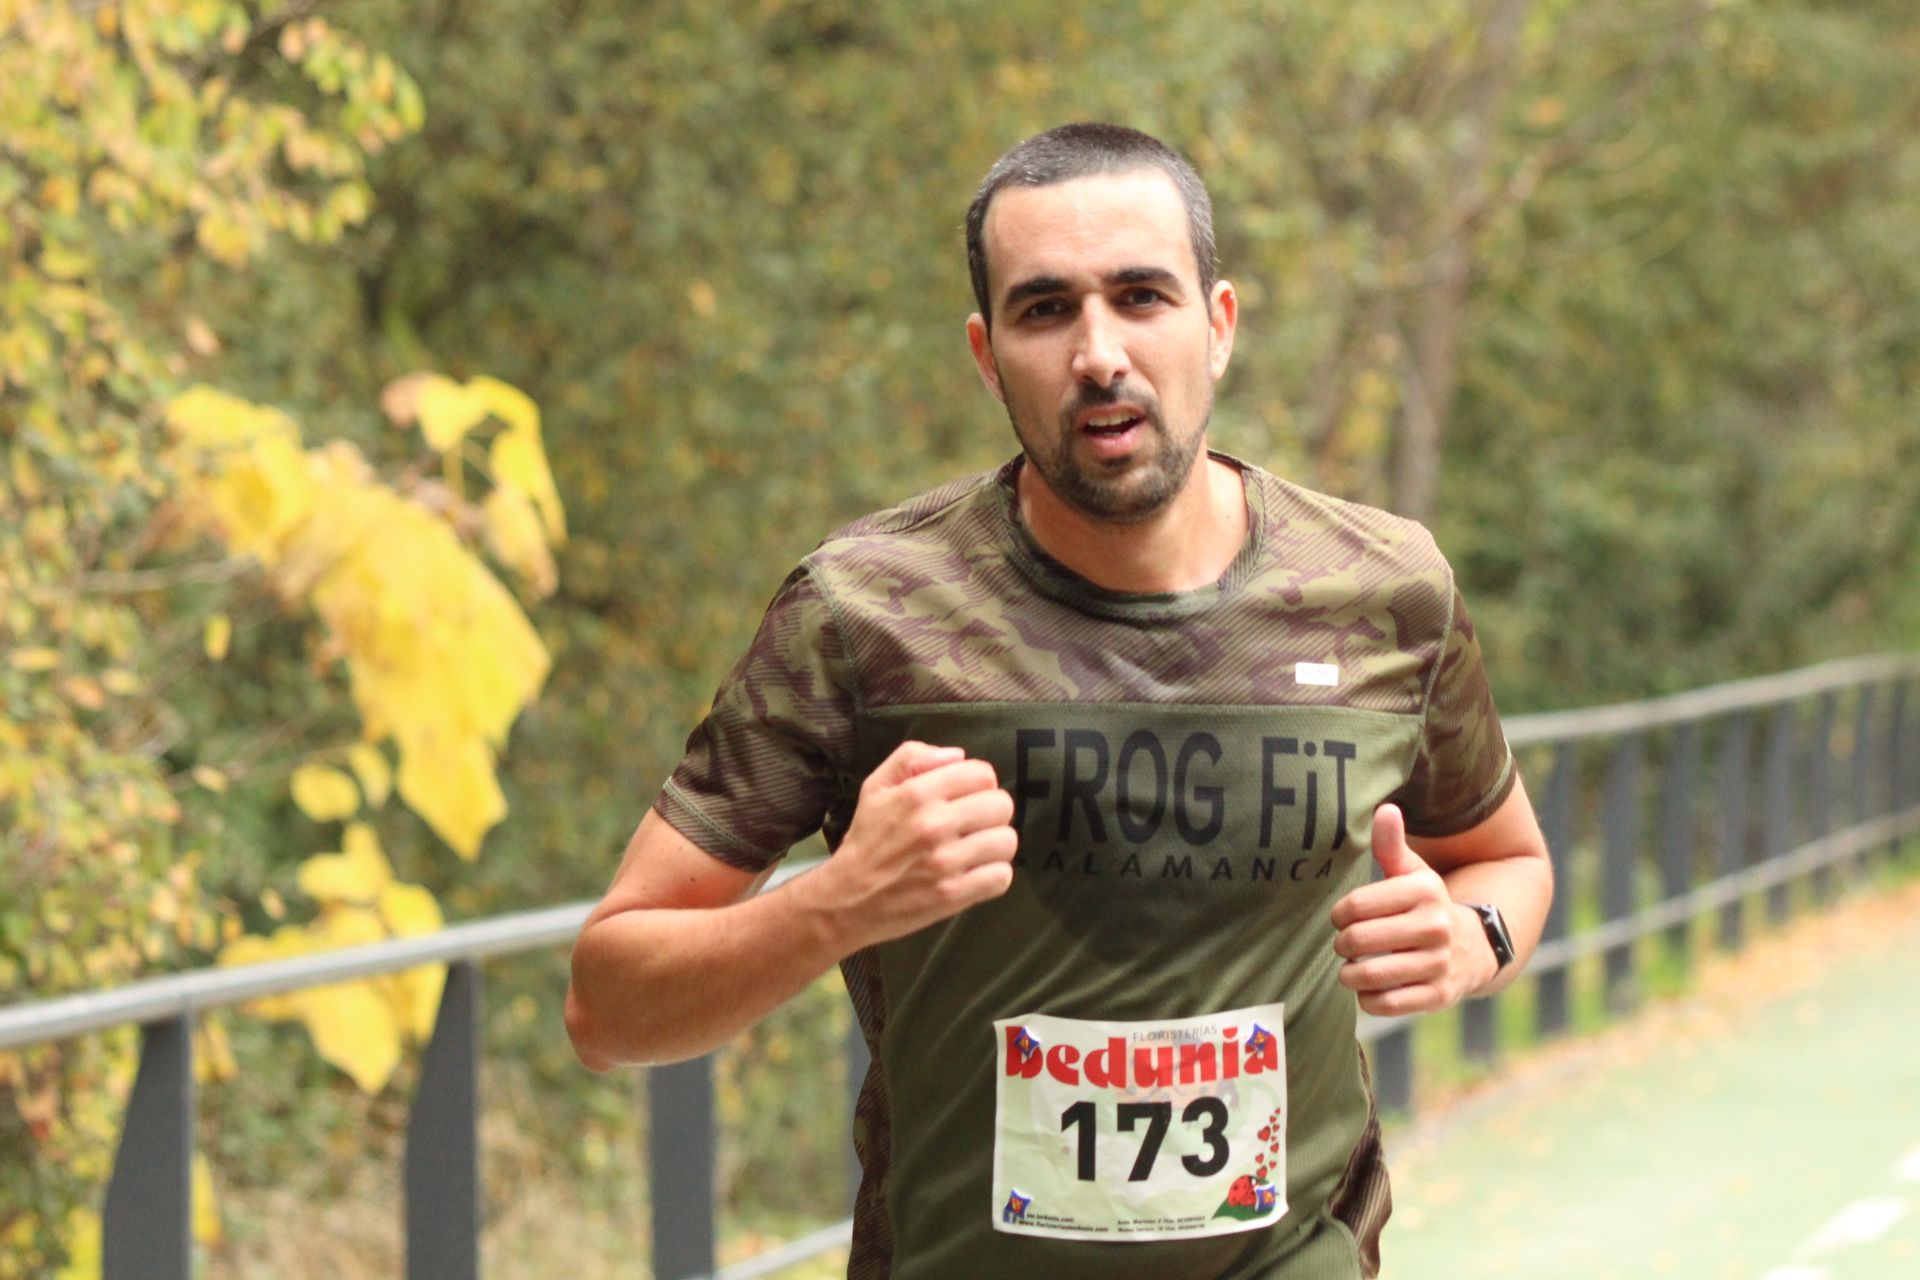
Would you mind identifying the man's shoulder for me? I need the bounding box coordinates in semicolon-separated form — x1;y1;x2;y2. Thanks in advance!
802;462;1010;571
1239;458;1450;586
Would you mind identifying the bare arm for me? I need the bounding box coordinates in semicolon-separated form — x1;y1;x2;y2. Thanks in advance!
564;741;1018;1069
1330;775;1553;1015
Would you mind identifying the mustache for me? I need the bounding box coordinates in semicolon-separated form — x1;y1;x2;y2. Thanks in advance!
1061;382;1162;425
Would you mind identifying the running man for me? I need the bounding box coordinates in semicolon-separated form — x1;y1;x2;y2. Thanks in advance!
566;122;1553;1279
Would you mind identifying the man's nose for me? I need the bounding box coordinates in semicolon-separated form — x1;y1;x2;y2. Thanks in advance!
1070;302;1130;387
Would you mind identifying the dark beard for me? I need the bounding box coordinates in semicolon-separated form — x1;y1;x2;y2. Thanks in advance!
1010;383;1210;523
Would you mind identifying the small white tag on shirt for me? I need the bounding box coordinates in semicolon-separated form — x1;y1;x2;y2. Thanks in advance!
1295;662;1339;687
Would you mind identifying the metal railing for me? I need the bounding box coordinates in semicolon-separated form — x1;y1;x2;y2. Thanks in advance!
3;654;1916;1279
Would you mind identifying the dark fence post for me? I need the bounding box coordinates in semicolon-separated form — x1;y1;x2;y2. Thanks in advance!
406;960;482;1280
650;1056;717;1280
1852;685;1878;875
1460;981;1497;1067
1764;704;1797;923
103;1014;194;1280
1658;721;1700;967
1809;692;1837;902
1889;679;1904;859
1371;1026;1413;1116
1601;734;1643;1014
1717;712;1752;950
1535;742;1577;1039
1893;679;1914;856
845;1017;870;1216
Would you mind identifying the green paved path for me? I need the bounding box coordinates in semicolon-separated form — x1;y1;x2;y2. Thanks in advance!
1379;882;1920;1280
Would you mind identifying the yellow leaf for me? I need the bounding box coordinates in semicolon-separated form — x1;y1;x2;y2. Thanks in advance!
194;1019;238;1084
379;371;432;428
347;742;392;808
315;905;388;950
195;208;254;266
219;926;318;1021
489;420;567;545
206;614;232;667
397;733;505;860
298;980;401;1093
386;963;447;1042
9;647;58;672
55;1207;100;1280
191;765;228;794
101;668;142;695
297;822;392;902
414;374;491;453
193;1152;223;1245
40;242;93;280
379;881;443;937
482;485;557;597
291;763;359;821
469;376;539;436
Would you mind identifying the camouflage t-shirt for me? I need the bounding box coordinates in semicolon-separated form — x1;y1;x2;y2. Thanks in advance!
655;452;1515;1280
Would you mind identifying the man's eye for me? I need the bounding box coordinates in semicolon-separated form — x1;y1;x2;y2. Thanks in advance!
1022;299;1066;320
1121;288;1165;307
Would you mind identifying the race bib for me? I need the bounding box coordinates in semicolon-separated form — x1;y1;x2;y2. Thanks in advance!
990;1004;1288;1243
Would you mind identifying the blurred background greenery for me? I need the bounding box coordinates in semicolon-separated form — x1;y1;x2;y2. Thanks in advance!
4;0;1919;1274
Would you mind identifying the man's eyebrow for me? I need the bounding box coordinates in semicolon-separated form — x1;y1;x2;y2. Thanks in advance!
1000;267;1187;314
1106;266;1183;292
1000;275;1071;313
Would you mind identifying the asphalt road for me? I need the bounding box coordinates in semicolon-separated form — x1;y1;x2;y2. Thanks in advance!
1379;878;1920;1280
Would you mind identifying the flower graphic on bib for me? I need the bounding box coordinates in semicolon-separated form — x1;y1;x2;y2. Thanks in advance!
1003;1190;1032;1224
1214;1103;1288;1222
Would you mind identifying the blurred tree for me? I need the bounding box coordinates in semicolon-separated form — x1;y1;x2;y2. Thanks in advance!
0;2;560;1271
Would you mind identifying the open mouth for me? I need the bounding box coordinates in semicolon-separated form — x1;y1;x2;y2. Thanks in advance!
1079;408;1147;438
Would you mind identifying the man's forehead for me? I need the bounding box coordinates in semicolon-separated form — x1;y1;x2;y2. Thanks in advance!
982;169;1196;293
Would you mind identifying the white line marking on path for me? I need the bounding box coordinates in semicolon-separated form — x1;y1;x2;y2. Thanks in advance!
1895;1143;1920;1184
1757;1267;1828;1280
1801;1196;1907;1256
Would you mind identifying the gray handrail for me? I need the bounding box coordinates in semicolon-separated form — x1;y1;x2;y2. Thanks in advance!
1502;653;1917;745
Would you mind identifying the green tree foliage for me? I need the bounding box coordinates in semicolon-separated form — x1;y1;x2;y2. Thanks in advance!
0;2;559;1270
0;0;415;1265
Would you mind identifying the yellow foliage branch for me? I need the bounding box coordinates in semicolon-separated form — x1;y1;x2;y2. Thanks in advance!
163;382;561;860
161;377;563;1095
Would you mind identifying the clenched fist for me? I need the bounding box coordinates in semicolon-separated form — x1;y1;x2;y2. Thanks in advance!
815;740;1020;951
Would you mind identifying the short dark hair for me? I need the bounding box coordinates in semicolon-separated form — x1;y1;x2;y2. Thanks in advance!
965;122;1218;326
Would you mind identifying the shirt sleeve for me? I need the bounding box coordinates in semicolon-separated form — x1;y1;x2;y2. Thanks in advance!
653;564;858;870
1391;580;1516;838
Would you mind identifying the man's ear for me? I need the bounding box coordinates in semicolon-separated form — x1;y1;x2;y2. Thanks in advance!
966;313;1005;403
1207;280;1238;381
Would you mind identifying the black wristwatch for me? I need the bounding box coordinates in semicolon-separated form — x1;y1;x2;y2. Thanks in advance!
1465;902;1515;972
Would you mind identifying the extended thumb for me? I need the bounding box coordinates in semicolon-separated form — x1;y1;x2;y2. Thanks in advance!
1370;803;1425;877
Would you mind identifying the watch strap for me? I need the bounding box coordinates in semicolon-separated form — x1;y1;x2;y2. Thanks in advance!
1466;901;1515;971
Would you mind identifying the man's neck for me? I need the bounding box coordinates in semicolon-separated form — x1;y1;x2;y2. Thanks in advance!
1016;452;1249;594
